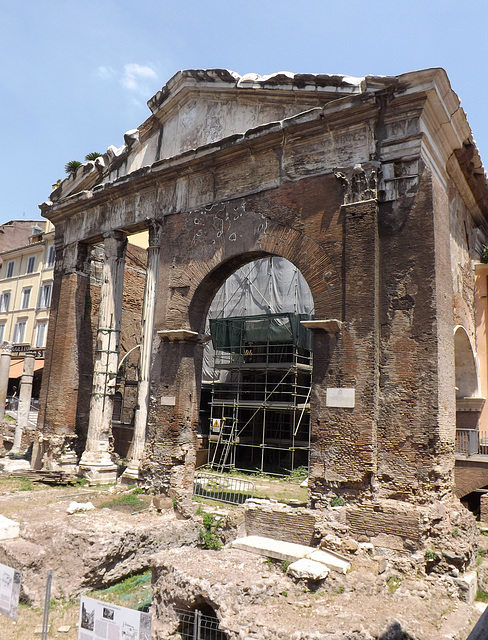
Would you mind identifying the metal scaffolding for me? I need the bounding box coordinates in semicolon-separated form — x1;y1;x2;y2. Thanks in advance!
206;313;312;475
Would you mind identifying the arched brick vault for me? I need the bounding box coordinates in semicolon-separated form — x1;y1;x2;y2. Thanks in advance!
159;174;344;334
184;222;337;334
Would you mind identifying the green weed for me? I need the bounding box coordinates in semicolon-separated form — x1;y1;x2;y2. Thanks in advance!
199;513;222;550
330;495;345;507
19;477;32;491
477;589;488;603
387;576;401;594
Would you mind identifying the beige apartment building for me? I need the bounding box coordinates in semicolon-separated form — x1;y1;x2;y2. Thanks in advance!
0;221;55;389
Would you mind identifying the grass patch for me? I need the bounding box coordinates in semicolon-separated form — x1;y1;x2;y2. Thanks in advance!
477;588;488;603
19;477;32;492
90;571;152;611
98;493;149;513
0;477;38;493
387;576;401;594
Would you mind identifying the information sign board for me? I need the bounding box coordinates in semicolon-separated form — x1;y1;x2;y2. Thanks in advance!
0;562;21;620
78;596;151;640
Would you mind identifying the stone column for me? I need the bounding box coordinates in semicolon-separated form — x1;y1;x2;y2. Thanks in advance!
121;220;162;484
79;230;127;483
0;342;13;421
12;352;35;452
32;233;90;471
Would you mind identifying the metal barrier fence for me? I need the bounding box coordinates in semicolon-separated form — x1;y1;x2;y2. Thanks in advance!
455;429;488;456
175;608;228;640
193;472;254;505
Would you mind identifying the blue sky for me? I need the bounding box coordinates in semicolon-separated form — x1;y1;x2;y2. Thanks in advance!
1;0;486;225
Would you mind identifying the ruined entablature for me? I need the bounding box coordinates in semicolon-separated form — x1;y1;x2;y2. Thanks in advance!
42;68;488;231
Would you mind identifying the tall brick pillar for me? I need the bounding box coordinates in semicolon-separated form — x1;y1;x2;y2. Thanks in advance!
309;165;380;505
142;334;203;497
33;233;90;471
121;219;162;485
79;230;127;483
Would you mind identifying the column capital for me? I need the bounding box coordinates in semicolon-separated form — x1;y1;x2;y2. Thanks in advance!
1;341;13;355
334;162;381;206
147;219;163;248
102;230;128;259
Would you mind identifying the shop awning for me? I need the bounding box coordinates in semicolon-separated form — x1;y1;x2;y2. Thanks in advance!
9;358;44;379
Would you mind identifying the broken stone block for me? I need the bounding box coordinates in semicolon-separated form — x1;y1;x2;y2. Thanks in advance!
153;495;173;510
0;515;20;539
358;542;374;555
374;556;388;574
287;558;329;581
57;625;71;633
232;535;310;563
307;549;351;574
67;501;95;514
342;539;358;553
454;570;477;604
371;533;404;551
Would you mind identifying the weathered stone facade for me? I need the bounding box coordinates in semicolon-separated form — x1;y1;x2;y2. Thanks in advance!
34;69;488;552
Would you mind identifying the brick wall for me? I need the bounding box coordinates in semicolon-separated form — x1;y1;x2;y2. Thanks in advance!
245;506;316;545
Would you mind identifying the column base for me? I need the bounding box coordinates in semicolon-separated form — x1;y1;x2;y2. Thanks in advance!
79;452;118;484
118;461;143;487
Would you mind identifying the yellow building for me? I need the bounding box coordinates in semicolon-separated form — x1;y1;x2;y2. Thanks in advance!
0;221;55;385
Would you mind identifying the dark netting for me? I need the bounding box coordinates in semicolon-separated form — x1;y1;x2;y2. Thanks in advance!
210;313;313;352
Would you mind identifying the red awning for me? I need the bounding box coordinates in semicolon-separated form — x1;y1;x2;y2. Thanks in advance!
9;358;44;379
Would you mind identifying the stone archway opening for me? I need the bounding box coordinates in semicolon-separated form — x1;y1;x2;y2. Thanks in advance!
197;256;315;477
175;602;228;640
454;326;484;433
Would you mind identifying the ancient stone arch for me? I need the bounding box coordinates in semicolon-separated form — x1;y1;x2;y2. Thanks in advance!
454;325;479;399
32;68;488;554
454;325;485;430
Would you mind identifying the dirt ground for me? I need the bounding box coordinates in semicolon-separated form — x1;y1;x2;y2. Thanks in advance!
0;471;486;639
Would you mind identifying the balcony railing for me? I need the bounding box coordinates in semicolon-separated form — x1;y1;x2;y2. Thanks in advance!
455;429;488;456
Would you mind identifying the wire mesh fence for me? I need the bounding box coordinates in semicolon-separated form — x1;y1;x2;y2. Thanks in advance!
175;608;228;640
193;472;254;505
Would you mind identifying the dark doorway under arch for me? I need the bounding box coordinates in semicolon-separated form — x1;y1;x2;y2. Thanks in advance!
198;257;314;476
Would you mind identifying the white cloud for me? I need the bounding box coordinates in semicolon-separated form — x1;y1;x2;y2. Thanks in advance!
121;63;157;92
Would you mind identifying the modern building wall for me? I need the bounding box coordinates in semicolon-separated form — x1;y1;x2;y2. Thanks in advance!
0;221;55;363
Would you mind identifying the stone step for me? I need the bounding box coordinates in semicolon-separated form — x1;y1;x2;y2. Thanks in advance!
232;535;351;574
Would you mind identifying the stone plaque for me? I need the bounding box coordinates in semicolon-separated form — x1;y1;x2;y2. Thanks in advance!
160;396;176;406
326;388;355;408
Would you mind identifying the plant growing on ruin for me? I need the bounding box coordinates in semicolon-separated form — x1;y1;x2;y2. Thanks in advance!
452;527;460;538
85;151;102;161
425;549;436;561
481;245;488;264
387;576;401;594
330;495;345;507
65;160;82;174
199;512;222;550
